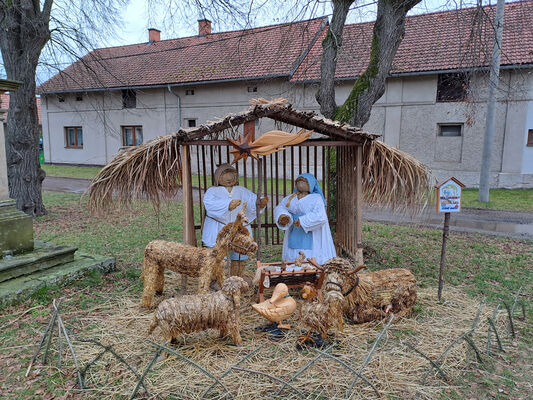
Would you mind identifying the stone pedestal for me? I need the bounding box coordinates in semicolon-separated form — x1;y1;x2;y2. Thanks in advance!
0;199;34;254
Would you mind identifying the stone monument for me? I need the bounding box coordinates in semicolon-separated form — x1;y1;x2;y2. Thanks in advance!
0;79;34;255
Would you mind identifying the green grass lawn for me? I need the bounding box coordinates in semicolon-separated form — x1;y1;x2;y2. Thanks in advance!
461;188;533;212
42;164;102;180
0;192;531;399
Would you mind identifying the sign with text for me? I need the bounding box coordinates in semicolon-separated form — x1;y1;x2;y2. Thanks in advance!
435;177;465;213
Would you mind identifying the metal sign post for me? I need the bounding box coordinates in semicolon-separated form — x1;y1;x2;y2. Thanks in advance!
435;177;465;301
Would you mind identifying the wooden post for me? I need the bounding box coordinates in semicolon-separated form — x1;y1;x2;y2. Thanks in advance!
256;157;263;259
181;145;196;247
355;145;363;265
438;212;450;301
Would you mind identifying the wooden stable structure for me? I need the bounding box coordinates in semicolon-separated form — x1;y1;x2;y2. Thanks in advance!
88;99;431;263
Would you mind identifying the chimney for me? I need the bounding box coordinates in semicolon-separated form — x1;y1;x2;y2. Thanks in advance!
148;28;161;42
198;19;211;36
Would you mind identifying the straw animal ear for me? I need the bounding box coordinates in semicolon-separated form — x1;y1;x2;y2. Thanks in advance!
234;201;248;227
347;265;367;275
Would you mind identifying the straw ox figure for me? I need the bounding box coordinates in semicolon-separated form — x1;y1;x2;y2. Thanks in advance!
323;258;417;323
148;276;250;346
140;203;257;308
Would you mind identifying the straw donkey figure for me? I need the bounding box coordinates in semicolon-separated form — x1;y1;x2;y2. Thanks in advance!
140;203;257;308
323;258;417;323
148;276;250;346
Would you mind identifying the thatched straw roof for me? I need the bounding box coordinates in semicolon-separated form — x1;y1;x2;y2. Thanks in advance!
87;98;432;211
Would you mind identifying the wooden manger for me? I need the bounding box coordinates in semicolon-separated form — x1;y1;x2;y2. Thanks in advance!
87;99;431;267
256;259;325;302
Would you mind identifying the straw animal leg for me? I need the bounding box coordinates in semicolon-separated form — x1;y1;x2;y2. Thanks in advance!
219;325;228;338
197;267;211;294
154;264;165;295
141;257;158;308
298;330;314;344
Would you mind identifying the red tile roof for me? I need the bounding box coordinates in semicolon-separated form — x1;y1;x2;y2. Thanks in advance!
38;18;327;93
0;94;42;125
292;0;533;81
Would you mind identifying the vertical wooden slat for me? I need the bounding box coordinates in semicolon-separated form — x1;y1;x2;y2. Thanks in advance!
201;145;208;201
306;146;310;173
314;145;318;180
321;146;326;205
196;145;203;225
298;146;302;175
270;153;274;244
291;146;295;188
275;151;280;244
210;146;215;186
264;155;269;244
355;145;363;255
283;149;287;198
181;145;197;246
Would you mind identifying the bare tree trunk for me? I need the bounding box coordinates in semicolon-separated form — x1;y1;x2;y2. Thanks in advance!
317;0;421;126
0;0;53;216
316;0;354;119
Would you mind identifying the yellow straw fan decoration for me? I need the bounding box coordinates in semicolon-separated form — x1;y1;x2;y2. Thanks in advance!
252;283;297;329
227;129;313;163
148;276;250;346
323;258;417;323
140;204;257;308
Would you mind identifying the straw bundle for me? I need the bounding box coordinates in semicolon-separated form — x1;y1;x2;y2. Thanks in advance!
148;276;250;346
324;257;417;323
362;139;433;210
87;134;183;211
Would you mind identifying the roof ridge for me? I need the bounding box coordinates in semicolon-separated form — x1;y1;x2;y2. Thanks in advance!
89;16;328;53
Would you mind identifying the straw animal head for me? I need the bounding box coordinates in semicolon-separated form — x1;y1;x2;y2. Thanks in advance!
216;202;258;256
222;276;250;310
323;257;366;295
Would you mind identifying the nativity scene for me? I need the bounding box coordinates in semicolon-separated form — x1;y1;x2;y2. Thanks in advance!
88;98;429;345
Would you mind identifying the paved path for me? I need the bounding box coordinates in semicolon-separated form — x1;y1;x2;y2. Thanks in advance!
43;176;533;240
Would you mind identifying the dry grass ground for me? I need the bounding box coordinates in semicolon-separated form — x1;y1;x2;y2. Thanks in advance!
0;191;531;399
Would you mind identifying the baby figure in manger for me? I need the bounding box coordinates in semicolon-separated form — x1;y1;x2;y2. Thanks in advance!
274;173;336;265
202;163;268;277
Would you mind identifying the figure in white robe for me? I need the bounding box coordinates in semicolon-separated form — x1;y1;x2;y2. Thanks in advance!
274;173;336;265
202;164;267;275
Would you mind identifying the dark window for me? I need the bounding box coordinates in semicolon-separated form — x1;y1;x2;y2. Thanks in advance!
247;86;258;93
75;94;83;101
439;124;462;137
58;96;65;103
437;73;469;102
122;125;143;146
527;129;533;147
122;90;137;108
186;119;197;128
185;89;195;96
65;127;83;148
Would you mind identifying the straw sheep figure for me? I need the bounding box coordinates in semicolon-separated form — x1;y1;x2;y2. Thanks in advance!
323;258;417;323
148;276;250;346
140;204;257;308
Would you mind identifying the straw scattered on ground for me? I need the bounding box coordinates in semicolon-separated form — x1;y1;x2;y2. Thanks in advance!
43;271;520;400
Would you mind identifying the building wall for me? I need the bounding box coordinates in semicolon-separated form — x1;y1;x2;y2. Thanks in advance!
42;79;291;166
42;69;533;187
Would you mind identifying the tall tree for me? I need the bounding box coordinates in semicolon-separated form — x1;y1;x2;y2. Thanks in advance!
316;0;421;126
0;0;53;216
0;0;126;216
